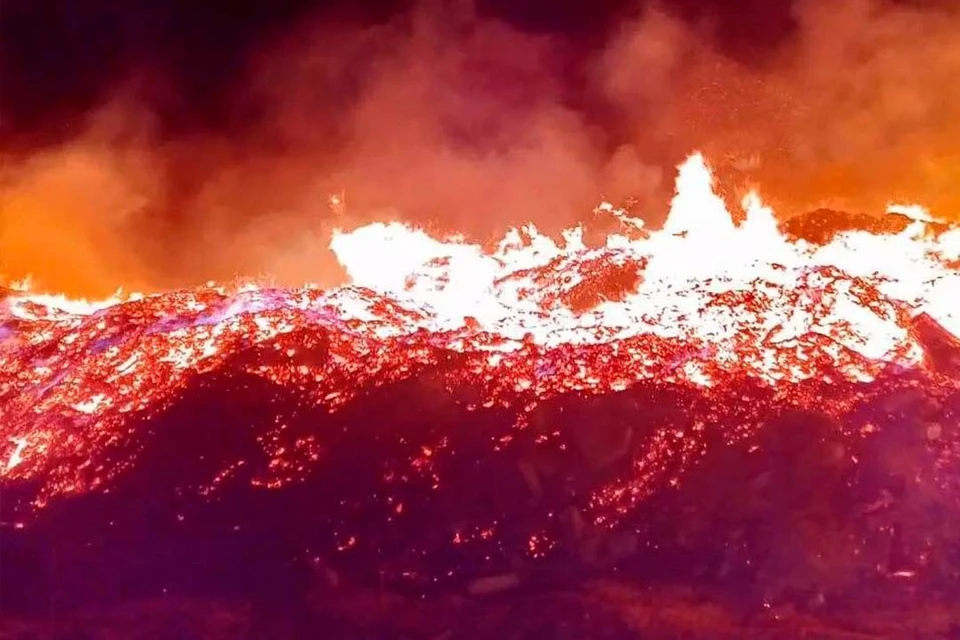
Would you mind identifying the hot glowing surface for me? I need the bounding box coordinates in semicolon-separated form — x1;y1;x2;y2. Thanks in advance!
2;153;959;529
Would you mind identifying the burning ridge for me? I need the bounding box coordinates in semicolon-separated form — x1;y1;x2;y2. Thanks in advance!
2;153;960;598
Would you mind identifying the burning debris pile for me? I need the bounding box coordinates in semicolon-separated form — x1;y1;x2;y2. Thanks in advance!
2;154;960;615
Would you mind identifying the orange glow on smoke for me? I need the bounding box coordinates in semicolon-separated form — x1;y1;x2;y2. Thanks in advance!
0;147;159;298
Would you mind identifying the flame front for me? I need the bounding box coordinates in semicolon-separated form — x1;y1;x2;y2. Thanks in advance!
2;152;959;527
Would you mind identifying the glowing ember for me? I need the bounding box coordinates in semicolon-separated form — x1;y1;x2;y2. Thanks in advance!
1;152;959;532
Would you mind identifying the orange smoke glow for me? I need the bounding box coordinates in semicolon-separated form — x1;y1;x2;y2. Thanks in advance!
0;143;161;297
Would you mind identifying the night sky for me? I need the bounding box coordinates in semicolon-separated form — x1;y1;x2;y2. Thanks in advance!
0;0;797;147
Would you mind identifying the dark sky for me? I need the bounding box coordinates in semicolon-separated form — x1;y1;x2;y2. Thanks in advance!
0;0;798;147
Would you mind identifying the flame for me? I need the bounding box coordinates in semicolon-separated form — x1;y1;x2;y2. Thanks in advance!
329;152;959;357
1;152;959;529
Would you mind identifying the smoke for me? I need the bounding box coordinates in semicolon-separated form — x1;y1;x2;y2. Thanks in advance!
2;0;960;296
596;0;960;217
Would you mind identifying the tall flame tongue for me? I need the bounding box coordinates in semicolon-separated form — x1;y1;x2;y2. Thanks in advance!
1;152;959;529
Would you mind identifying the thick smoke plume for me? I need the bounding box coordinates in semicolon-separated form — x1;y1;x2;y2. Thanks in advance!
2;0;960;296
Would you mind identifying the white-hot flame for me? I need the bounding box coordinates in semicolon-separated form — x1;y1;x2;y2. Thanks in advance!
326;153;959;362
6;151;960;375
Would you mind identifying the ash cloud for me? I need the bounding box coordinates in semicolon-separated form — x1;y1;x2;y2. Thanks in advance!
1;0;959;296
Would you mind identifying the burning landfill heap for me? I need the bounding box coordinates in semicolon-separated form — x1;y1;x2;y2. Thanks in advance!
2;153;960;611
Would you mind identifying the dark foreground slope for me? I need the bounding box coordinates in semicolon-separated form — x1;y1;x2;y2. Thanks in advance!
3;325;960;638
3;580;959;640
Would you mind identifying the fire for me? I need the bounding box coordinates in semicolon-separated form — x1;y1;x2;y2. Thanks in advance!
1;152;959;526
331;152;959;356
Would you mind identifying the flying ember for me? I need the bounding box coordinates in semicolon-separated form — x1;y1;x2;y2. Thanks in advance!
1;151;959;530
